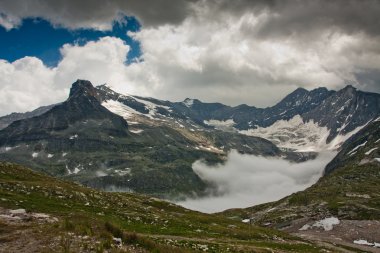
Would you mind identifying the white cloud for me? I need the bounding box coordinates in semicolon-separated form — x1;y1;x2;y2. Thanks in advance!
55;37;131;88
117;10;380;107
176;150;336;213
0;57;60;115
1;1;380;115
0;36;135;116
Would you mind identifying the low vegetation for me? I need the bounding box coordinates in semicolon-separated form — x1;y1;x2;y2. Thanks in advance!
0;162;329;252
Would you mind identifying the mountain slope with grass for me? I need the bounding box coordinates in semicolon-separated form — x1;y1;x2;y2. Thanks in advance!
0;162;334;253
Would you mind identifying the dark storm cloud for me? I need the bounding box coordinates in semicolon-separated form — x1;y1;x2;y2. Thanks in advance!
1;0;379;36
197;0;380;39
255;0;380;39
355;68;380;93
0;0;198;29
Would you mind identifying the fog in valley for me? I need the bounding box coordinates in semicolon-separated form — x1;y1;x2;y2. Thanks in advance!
177;150;336;213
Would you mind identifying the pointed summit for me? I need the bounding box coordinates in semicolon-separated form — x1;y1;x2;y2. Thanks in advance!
69;79;99;100
0;80;128;145
339;84;357;94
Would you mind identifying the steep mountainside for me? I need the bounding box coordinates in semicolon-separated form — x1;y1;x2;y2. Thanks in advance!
0;80;129;144
0;104;56;130
0;162;330;253
303;86;380;142
0;80;282;198
3;83;378;153
0;80;379;197
96;84;379;152
223;119;380;251
238;86;380;151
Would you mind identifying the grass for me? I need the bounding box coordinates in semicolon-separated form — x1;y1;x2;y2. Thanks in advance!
0;161;329;252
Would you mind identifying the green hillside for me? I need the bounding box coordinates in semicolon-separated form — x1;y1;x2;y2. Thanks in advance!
0;162;328;252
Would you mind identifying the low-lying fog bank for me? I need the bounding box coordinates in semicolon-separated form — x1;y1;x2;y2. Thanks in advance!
176;150;336;213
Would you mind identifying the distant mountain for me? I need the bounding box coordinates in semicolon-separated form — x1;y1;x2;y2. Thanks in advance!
101;84;379;152
0;80;379;197
0;80;128;144
227;86;379;151
0;80;282;198
0;104;56;130
324;117;380;174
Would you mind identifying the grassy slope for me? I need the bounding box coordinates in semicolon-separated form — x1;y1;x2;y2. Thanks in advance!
0;162;330;252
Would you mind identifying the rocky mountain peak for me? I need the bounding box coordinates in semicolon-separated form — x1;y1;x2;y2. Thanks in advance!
339;84;357;95
69;79;99;99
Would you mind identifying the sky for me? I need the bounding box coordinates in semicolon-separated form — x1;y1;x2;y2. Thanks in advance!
0;0;380;116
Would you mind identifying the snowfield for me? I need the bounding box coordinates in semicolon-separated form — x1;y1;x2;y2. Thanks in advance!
238;115;367;152
353;239;380;248
102;100;144;120
204;119;236;131
299;217;340;231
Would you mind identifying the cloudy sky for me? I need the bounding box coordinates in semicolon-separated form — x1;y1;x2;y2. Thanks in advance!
0;0;380;116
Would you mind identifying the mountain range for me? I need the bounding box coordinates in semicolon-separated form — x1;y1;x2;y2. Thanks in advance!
0;80;379;198
1;79;380;252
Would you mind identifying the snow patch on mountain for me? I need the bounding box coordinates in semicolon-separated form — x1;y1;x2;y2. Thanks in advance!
348;141;368;156
102;100;145;120
239;115;330;152
183;98;194;107
130;129;144;134
131;96;171;118
204;119;236;131
238;115;366;152
103;97;172;122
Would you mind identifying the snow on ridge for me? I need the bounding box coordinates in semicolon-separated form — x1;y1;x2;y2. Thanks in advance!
132;96;171;118
102;100;144;120
183;98;194;107
365;148;378;155
130;129;144;134
347;141;368;156
103;97;171;121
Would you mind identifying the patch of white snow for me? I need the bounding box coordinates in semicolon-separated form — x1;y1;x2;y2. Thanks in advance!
312;217;340;231
347;141;368;156
130;129;144;134
365;148;378;155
